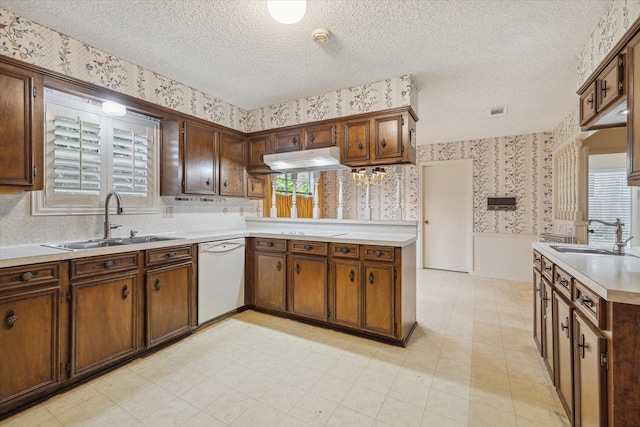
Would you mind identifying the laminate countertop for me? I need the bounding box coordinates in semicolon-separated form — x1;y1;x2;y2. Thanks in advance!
533;242;640;305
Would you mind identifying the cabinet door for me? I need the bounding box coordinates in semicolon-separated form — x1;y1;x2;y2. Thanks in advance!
373;115;403;160
597;55;624;113
274;129;302;153
255;252;286;311
553;291;574;423
533;269;544;356
219;131;246;197
247;134;271;173
304;123;336;149
0;286;59;408
627;32;640;186
290;256;327;321
542;278;555;383
147;263;191;348
0;61;43;189
247;175;265;199
71;273;137;376
573;312;607;427
344;119;370;163
330;259;360;329
579;82;597;126
362;264;394;337
183;122;217;195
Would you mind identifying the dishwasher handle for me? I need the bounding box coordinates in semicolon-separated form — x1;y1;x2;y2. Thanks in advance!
200;241;245;253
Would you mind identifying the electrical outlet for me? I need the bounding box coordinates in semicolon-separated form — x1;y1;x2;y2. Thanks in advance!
163;207;174;218
239;207;244;216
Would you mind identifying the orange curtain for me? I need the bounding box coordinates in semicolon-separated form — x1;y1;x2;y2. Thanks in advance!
263;174;323;218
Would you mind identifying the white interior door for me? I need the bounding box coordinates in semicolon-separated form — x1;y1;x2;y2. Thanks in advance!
422;160;472;272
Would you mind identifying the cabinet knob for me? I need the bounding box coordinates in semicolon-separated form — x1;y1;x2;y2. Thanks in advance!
340;247;349;254
368;272;374;284
206;178;211;186
267;241;274;247
295;264;300;274
349;270;355;282
224;180;229;187
122;285;130;300
100;260;115;269
358;142;363;150
20;271;36;282
600;80;607;98
309;134;315;144
251;183;255;192
276;260;282;271
164;251;177;258
373;250;383;257
259;154;264;161
587;95;593;107
155;279;163;292
304;245;313;250
292;136;297;145
381;138;387;148
5;309;17;330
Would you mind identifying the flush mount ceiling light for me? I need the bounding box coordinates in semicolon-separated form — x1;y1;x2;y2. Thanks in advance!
102;100;126;116
267;0;306;24
311;27;331;44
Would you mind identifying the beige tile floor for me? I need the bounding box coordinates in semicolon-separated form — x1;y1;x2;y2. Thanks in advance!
1;269;570;427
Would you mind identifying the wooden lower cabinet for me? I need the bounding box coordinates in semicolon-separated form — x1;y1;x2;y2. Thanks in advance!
71;272;138;376
289;255;327;321
533;268;544;356
542;277;555;382
0;280;60;411
254;252;287;311
573;311;607;427
554;291;574;423
146;263;192;347
362;263;395;337
330;259;361;329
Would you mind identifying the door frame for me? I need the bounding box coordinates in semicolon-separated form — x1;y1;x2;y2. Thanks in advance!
419;159;474;272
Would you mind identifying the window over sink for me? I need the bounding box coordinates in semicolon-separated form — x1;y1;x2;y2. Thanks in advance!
32;89;160;215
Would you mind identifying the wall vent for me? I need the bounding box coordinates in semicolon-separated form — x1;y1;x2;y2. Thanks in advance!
487;105;507;117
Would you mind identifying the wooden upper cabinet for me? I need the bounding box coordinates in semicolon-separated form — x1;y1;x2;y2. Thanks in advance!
247;133;272;173
579;82;597;127
374;115;403;160
247;175;265;199
627;31;640;185
183;121;217;195
344;119;371;163
0;60;43;190
597;55;625;113
304;123;337;149
274;129;302;153
219;131;246;197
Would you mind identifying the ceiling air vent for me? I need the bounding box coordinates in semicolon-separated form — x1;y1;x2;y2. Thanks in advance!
487;105;507;117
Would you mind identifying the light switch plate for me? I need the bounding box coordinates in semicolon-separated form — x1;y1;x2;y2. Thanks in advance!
163;207;174;218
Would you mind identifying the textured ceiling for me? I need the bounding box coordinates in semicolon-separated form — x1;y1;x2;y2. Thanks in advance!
0;0;611;143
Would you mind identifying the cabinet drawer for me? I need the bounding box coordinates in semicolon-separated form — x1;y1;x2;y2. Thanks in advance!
331;243;360;259
554;266;573;300
363;246;395;262
533;250;542;271
541;256;554;282
0;262;60;289
274;129;302;153
71;252;139;280
146;246;192;267
573;279;605;329
290;241;328;256
304;123;336;149
255;238;286;252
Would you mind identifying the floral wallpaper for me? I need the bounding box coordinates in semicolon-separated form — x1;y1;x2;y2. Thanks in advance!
324;132;554;235
577;0;640;87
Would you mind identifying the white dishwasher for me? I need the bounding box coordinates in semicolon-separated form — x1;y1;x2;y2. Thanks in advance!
198;238;245;325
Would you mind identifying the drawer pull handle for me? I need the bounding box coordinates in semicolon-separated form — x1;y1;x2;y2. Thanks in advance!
224;180;229;187
381;138;387;148
349;270;355;282
373;250;383;257
369;272;374;284
206;178;211;186
122;285;130;300
340;247;350;254
304;245;313;250
251;183;255;192
579;294;594;308
544;266;552;272
295;264;300;274
100;260;115;269
358;142;363;150
155;279;163;292
534;257;541;263
558;278;568;288
601;80;607;98
259;154;264;161
276;261;282;271
292;136;298;145
576;333;587;358
534;286;540;294
20;271;37;282
5;309;17;330
165;252;177;258
309;134;315;144
267;241;274;247
587;95;593;107
560;317;569;338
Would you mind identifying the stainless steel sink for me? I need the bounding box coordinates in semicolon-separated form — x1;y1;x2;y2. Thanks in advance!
550;245;638;257
43;235;183;251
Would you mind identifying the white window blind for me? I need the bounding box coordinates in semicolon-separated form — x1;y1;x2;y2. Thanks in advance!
33;89;160;215
588;169;631;246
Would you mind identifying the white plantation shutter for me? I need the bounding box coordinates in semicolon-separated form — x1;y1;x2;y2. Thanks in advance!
34;89;159;215
588;169;631;245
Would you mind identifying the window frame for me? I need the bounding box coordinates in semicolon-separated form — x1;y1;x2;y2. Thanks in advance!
274;172;313;196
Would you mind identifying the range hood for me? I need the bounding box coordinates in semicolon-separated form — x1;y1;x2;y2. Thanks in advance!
263;146;348;173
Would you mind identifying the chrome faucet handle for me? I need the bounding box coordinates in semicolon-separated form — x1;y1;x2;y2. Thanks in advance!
624;236;634;245
110;224;122;230
130;230;139;238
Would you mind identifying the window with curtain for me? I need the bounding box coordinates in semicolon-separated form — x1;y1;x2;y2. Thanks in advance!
274;172;312;195
32;89;160;215
588;153;631;245
264;172;321;218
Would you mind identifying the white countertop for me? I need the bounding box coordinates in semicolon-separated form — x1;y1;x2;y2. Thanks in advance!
533;242;640;305
0;226;417;269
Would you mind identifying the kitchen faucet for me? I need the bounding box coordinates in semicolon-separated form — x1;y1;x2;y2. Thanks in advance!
587;218;634;255
104;191;124;239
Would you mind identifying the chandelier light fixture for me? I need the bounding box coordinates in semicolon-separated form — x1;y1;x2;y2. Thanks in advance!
351;167;386;186
267;0;306;24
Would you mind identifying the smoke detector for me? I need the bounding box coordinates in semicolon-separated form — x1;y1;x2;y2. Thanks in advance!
487;105;507;117
311;28;331;44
